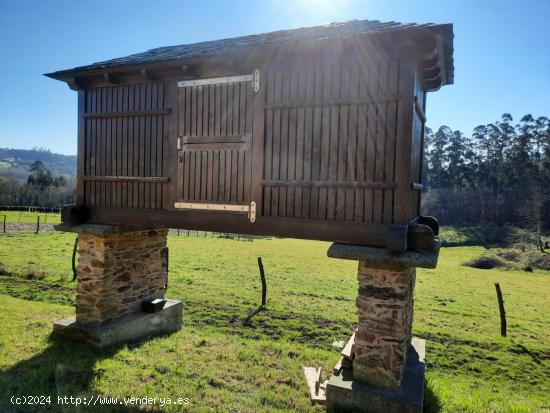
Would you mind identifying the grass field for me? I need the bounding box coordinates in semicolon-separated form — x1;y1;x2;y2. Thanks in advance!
0;231;549;412
0;211;61;225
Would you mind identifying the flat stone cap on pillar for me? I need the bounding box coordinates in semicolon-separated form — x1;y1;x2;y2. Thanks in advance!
327;239;441;269
54;223;157;236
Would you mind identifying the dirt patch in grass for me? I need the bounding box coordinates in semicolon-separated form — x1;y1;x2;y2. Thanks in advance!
463;256;509;270
0;275;75;305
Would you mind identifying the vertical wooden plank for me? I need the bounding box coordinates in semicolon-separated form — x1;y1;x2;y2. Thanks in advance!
336;66;350;221
189;150;196;200
150;84;158;209
99;87;106;207
345;65;359;221
286;68;298;217
326;65;340;220
84;91;92;206
90;89;97;207
373;61;388;223
302;66;314;218
311;66;323;219
279;72;289;217
231;149;238;202
384;61;398;223
106;86;113;208
237;150;244;202
206;154;213;202
138;84;146;208
224;150;231;202
213;150;219;201
232;82;240;135
203;84;209;136
226;83;234;136
121;85;128;208
355;104;366;222
219;148;226;202
215;84;221;136
271;71;282;217
191;86;198;137
201;150;207;200
220;84;228;136
244;79;254;206
127;85;135;208
208;84;215;137
394;59;415;223
364;62;377;223
294;67;306;218
140;83;151;208
76;90;86;206
262;72;274;216
156;83;164;209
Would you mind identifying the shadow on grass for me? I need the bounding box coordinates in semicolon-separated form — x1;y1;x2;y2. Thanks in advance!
424;379;442;413
0;334;163;413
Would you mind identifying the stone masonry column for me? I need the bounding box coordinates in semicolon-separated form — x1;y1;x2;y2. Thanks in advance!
326;242;439;413
53;224;182;347
353;261;416;388
76;228;168;326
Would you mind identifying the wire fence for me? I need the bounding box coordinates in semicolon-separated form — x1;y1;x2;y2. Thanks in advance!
0;206;266;241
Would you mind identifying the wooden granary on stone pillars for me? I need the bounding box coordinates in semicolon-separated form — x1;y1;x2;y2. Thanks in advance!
47;19;453;412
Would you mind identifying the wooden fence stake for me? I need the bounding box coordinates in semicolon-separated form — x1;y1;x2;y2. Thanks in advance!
36;216;40;234
494;283;507;337
257;256;267;307
71;237;78;281
2;215;5;233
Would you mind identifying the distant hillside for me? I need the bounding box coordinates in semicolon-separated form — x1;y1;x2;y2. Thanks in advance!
0;148;76;181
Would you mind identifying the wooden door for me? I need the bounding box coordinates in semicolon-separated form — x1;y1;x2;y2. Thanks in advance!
175;73;258;220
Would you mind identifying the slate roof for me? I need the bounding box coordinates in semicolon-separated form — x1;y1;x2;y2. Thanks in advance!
47;19;454;84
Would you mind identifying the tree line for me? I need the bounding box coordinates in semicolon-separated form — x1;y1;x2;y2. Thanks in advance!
422;114;549;241
0;161;75;207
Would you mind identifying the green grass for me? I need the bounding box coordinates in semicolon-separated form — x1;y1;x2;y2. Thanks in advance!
0;211;61;224
0;232;549;412
0;161;12;169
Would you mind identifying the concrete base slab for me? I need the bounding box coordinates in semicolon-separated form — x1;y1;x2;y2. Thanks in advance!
326;338;425;413
53;299;182;348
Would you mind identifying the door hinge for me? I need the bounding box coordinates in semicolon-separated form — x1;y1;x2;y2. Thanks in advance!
174;201;257;223
253;69;260;93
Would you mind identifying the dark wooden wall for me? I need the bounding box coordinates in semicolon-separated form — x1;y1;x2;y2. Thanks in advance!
261;59;399;224
81;83;170;209
75;43;426;245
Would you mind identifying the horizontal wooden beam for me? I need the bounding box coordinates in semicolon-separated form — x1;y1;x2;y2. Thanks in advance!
83;109;172;119
87;207;390;248
182;134;251;144
83;176;169;183
264;95;401;110
262;180;396;189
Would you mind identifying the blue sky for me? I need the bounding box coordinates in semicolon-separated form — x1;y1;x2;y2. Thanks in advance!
0;0;549;155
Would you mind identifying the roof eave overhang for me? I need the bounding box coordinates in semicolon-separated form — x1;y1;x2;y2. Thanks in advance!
45;24;454;91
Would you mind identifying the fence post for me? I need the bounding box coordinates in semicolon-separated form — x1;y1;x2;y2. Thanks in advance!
36;216;40;234
494;283;507;337
2;215;5;233
257;257;267;307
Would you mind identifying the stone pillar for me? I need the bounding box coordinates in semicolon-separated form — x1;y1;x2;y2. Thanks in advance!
53;224;182;348
76;228;168;326
353;261;416;388
325;242;439;413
